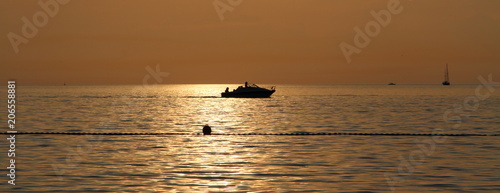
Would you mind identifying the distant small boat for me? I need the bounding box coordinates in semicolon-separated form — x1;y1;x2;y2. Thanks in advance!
388;82;396;85
221;82;275;98
442;63;450;85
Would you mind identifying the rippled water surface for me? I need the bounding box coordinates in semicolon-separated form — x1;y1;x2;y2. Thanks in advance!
0;84;499;192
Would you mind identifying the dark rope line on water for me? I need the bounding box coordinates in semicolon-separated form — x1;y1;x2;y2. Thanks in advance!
1;132;497;136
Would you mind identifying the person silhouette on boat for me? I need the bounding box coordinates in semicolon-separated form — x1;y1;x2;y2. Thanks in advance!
245;82;248;87
202;124;212;135
225;87;229;93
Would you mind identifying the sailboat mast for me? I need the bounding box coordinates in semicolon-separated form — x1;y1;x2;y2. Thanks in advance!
442;63;450;85
444;63;449;82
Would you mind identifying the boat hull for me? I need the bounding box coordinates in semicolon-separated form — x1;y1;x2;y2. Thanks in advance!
221;90;275;98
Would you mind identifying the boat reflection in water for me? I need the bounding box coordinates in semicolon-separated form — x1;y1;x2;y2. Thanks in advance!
221;82;276;98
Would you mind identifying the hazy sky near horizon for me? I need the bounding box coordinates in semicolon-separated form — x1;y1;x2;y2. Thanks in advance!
1;0;499;85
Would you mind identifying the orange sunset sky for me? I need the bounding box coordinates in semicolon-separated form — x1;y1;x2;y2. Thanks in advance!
1;0;499;85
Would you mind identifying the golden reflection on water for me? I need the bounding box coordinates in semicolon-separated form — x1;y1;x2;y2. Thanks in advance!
136;85;350;191
138;134;349;192
159;84;276;133
4;85;499;192
15;133;500;192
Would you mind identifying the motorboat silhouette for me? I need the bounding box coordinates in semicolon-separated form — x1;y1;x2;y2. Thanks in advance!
221;82;275;98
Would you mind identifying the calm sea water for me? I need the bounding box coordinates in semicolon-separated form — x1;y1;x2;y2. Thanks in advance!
1;84;499;192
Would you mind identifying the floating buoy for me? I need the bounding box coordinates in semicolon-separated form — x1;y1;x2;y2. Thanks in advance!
202;124;212;135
